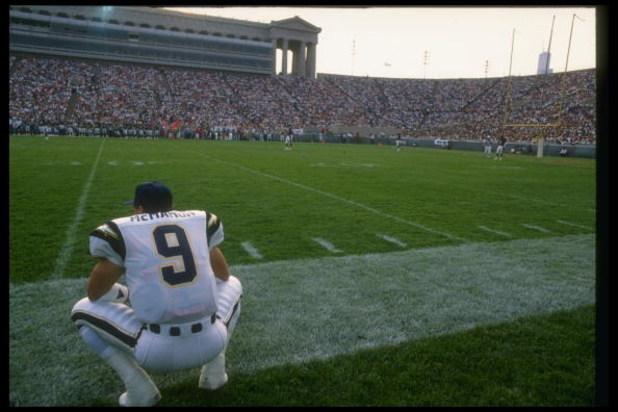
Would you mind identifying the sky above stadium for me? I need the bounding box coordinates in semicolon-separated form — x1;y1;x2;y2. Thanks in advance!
164;6;597;80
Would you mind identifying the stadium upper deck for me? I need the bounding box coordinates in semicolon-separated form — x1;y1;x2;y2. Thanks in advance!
9;5;321;78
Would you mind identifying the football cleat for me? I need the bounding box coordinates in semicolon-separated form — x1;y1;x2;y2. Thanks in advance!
199;351;228;390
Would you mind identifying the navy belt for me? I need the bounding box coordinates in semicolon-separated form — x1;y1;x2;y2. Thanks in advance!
148;313;217;336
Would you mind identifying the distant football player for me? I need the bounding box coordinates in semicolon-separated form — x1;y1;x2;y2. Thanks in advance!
284;133;293;150
71;181;242;406
494;136;507;160
483;135;492;157
395;135;405;151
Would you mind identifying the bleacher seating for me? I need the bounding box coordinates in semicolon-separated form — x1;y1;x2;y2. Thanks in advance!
9;54;595;144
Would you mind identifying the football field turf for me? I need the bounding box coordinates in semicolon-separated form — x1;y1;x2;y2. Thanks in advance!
9;136;597;406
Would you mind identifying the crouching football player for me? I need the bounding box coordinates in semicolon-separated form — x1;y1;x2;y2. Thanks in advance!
71;182;242;406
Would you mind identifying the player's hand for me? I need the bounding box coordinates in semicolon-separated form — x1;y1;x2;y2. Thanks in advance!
97;283;129;304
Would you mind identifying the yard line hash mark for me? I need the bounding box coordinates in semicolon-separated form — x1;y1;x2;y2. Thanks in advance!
312;238;342;253
477;225;513;238
521;223;552;233
241;241;263;259
377;234;407;248
51;139;106;279
203;155;468;243
556;219;594;231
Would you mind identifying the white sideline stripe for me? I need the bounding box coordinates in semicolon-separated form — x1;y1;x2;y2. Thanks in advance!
51;140;106;279
202;155;467;243
377;233;407;247
241;241;263;259
9;234;594;406
556;219;594;231
521;223;552;233
312;237;342;253
477;225;513;237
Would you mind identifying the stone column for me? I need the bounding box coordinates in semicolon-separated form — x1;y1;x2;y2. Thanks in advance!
306;42;316;78
298;41;306;77
291;41;299;76
281;39;288;75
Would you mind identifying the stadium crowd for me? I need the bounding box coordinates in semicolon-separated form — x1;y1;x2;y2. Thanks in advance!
9;54;596;144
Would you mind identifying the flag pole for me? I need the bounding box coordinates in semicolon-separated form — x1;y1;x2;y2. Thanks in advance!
545;15;555;75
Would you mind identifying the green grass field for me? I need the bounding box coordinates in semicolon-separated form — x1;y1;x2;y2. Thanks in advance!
9;135;597;406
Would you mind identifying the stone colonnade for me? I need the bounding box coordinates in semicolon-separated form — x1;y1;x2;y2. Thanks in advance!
274;38;317;78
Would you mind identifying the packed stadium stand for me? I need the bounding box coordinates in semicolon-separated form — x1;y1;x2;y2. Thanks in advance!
9;53;596;145
9;6;595;146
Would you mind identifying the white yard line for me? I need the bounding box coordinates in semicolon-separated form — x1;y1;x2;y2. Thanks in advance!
203;155;468;243
477;225;513;238
51;140;106;279
556;219;594;231
521;223;552;233
241;241;263;259
312;237;342;253
376;233;407;247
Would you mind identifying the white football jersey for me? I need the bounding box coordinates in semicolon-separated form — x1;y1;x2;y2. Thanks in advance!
89;210;223;324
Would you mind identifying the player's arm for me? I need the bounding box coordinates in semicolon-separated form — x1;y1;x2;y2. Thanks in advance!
210;247;230;281
87;222;129;303
87;258;125;301
206;212;229;281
